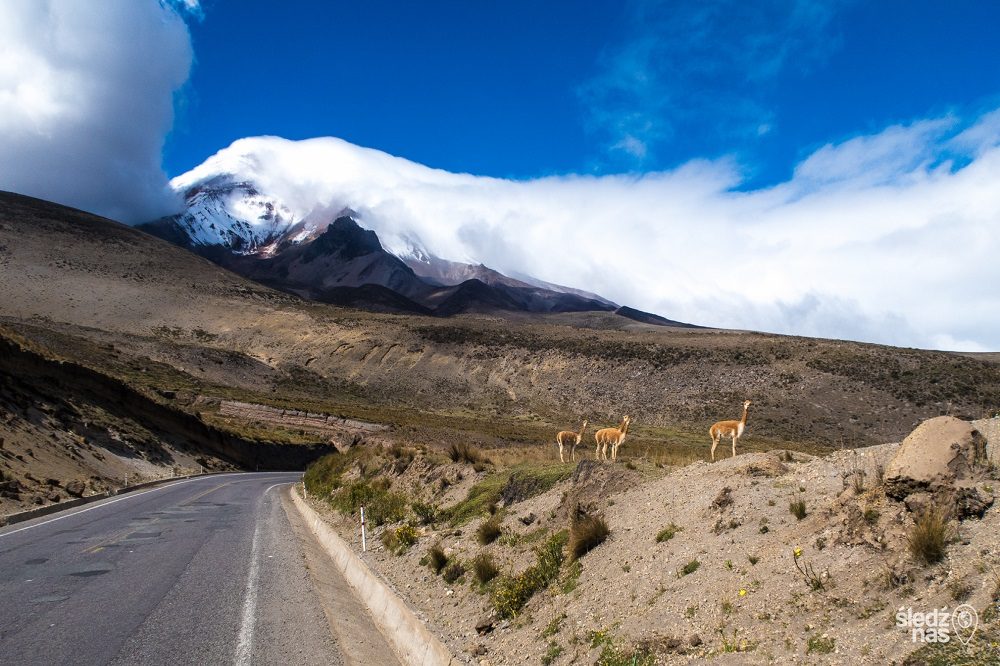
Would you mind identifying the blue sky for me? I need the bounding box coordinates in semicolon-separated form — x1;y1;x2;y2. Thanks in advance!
165;1;1000;186
5;1;1000;350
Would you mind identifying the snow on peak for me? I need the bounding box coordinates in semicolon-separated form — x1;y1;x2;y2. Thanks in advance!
169;135;497;260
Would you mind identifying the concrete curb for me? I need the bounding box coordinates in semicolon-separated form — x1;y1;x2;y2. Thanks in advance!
290;487;459;666
0;471;228;527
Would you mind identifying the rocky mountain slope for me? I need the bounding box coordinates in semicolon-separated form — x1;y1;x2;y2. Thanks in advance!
141;167;625;319
143;206;622;317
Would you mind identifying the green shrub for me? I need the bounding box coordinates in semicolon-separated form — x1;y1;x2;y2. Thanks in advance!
541;612;566;638
445;463;574;525
679;559;700;576
655;523;681;542
381;524;418;555
329;479;408;526
304;448;379;497
412;501;436;525
806;634;835;654
541;641;563;666
491;531;567;618
568;514;609;561
588;629;656;666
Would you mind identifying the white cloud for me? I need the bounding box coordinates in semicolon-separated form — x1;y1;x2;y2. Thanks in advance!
0;0;194;222
176;109;1000;351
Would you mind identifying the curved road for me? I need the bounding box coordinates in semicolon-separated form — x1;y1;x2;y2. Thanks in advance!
0;473;399;665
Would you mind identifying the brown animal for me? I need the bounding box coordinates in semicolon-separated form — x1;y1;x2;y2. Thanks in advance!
709;400;751;461
556;420;587;463
595;416;631;462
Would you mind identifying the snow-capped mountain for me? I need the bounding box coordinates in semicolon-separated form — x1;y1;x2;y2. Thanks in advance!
165;177;296;252
143;136;617;308
141;136;695;324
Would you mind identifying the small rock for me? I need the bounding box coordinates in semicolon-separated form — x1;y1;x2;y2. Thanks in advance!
65;480;86;497
475;618;495;635
689;634;702;647
519;512;536;526
469;643;487;657
954;487;993;520
46;492;61;503
903;492;934;514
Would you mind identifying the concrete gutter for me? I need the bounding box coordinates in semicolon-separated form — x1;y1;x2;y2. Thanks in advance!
0;471;227;527
290;487;459;666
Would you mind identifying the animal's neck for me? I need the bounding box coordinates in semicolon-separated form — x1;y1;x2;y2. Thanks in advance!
740;405;749;426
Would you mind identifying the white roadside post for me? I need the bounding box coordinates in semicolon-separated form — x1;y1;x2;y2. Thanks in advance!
361;506;367;552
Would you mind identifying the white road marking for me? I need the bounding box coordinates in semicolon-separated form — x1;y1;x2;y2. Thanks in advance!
0;473;298;540
0;477;206;539
234;482;286;666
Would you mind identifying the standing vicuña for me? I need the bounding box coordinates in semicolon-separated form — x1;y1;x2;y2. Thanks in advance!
595;416;631;462
709;400;751;461
556;420;588;463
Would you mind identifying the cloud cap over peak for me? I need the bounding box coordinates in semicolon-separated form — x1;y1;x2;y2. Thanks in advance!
175;111;1000;352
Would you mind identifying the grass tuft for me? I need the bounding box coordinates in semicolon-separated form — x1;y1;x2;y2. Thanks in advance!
655;522;681;543
568;514;610;561
427;542;448;574
477;515;503;545
471;552;499;585
907;508;951;566
442;560;466;584
679;559;700;576
789;499;807;520
447;442;485;465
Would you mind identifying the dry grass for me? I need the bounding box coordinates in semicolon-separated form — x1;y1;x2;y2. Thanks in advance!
471;552;500;585
427;542;448;574
447;441;486;465
568;514;610;561
789;499;807;520
907;508;951;566
477;515;503;545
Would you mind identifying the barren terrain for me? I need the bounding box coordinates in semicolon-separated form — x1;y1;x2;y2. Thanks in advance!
302;426;1000;665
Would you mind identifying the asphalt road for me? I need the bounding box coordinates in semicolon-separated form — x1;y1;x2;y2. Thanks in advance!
0;473;398;665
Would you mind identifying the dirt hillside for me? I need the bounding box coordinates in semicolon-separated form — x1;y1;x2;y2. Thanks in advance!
303;425;1000;665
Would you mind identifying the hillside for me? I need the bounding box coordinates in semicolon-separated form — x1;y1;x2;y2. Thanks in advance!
301;421;1000;665
2;191;1000;511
